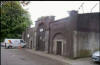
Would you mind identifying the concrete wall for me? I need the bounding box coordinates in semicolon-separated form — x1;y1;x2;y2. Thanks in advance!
73;31;100;58
88;32;100;53
34;28;37;50
44;30;49;53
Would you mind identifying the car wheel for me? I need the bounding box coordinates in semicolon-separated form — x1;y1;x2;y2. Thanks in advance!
23;45;26;48
5;46;8;49
8;46;12;49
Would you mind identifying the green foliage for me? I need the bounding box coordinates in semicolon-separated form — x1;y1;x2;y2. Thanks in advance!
0;1;32;42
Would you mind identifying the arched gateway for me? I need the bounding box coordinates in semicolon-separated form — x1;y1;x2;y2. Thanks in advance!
37;23;45;51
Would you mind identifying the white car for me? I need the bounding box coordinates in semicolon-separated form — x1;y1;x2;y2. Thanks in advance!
92;51;100;62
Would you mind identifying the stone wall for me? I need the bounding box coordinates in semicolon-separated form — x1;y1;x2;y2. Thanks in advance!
22;11;99;59
35;16;55;52
49;10;78;58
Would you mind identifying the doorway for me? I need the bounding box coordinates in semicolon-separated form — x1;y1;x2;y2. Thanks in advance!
56;41;62;55
30;41;32;49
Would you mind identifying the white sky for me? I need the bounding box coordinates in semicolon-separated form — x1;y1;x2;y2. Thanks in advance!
22;1;99;27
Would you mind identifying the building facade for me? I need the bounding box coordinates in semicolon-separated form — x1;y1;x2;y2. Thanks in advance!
22;10;100;58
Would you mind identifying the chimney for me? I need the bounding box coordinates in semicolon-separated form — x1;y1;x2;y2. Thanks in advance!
40;16;55;22
69;10;78;16
48;16;55;22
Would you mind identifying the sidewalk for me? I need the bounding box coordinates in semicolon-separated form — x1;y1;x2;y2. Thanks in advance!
22;48;95;65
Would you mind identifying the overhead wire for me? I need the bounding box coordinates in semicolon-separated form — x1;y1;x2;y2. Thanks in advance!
90;3;97;13
77;2;84;13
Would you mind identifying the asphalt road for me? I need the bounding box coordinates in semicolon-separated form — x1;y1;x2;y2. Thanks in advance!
1;47;67;65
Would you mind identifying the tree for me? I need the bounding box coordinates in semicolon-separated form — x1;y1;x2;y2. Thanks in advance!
20;1;30;6
0;1;32;42
0;1;30;6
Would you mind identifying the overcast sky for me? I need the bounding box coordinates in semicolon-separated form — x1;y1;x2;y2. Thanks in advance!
22;1;99;27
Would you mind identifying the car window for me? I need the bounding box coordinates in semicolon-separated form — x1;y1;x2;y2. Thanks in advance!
20;40;25;43
96;51;100;53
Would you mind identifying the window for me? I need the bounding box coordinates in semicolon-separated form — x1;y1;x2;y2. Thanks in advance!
27;34;29;38
20;40;25;43
40;28;43;32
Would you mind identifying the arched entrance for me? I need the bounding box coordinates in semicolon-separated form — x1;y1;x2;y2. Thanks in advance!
52;33;66;56
37;23;45;51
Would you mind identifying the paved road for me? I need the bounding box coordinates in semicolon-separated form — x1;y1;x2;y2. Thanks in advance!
1;47;67;65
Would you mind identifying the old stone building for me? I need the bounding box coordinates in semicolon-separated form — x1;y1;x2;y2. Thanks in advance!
22;10;100;58
35;16;55;53
50;11;100;58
